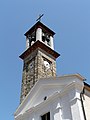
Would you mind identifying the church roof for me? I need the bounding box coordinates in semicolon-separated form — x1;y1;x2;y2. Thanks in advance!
24;21;55;36
84;82;90;91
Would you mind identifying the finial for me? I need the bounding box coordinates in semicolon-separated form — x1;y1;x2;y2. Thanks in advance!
36;14;44;22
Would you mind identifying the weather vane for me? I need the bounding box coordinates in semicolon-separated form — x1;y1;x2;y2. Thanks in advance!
36;14;44;22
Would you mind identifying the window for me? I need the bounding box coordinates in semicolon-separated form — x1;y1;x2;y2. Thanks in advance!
42;31;51;47
27;32;36;47
41;112;50;120
47;38;50;46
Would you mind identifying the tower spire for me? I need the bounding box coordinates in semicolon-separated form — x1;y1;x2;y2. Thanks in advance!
36;14;44;22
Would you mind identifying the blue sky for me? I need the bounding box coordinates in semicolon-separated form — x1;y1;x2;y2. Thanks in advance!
0;0;90;120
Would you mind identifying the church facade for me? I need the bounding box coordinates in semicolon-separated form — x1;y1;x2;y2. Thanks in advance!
14;21;90;120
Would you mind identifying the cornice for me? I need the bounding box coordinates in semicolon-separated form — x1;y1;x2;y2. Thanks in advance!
19;40;60;60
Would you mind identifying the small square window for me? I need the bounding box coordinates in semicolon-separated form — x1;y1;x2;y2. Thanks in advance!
41;112;50;120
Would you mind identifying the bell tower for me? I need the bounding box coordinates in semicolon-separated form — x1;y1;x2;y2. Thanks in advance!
20;21;60;103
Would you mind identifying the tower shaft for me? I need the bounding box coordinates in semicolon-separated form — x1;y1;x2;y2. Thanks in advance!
20;21;60;103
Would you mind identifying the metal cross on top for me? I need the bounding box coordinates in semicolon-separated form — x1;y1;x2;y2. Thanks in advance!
36;14;44;22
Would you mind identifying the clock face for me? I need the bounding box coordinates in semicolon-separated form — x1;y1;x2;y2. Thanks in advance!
44;60;50;69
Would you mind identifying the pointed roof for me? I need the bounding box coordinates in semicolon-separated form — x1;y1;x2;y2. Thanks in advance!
24;21;55;36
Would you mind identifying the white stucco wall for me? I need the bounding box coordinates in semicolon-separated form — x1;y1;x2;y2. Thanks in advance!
15;82;85;120
84;89;90;120
14;75;85;120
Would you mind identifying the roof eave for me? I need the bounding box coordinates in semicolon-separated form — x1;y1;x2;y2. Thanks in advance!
24;21;55;36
